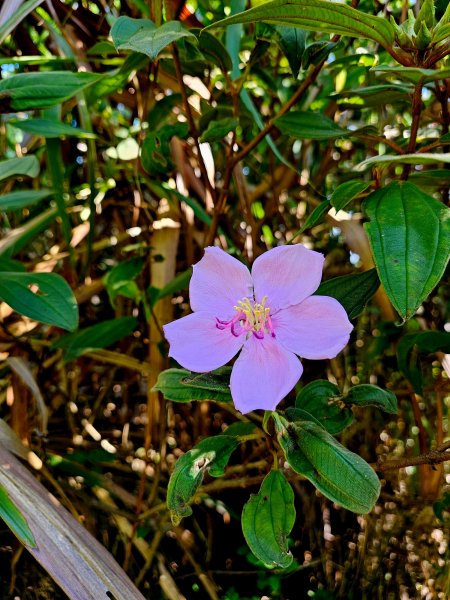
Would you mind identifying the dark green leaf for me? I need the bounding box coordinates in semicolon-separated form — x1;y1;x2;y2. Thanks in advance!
207;0;395;49
242;470;295;568
344;384;397;414
152;368;232;403
315;269;380;319
111;17;196;60
104;257;145;307
363;181;450;321
0;272;78;331
294;380;353;435
330;180;371;211
199;117;239;143
334;84;412;108
0;156;39;181
295;200;331;235
141;123;189;174
53;316;137;361
274;416;380;513
11;119;96;139
0;189;53;211
0;484;36;547
195;29;232;72
274;26;306;78
302;40;340;69
397;331;450;394
0;71;100;111
276;111;347;140
151;268;192;306
167;435;239;523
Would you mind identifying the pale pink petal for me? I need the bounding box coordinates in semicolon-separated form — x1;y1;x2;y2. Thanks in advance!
190;247;253;319
272;296;353;360
230;336;303;413
164;311;245;372
251;245;325;311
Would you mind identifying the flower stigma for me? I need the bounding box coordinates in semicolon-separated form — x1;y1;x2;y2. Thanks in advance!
216;295;275;339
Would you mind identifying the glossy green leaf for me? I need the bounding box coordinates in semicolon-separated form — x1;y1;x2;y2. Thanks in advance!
276;111;347;140
167;435;239;523
199;117;239;143
397;331;450;394
0;71;100;111
334;84;412;108
242;470;295;568
274;416;380;513
363;182;450;321
111;17;196;60
330;180;371;211
295;380;353;435
207;0;395;49
53;316;137;360
0;484;36;547
11;118;96;139
0;156;39;181
152;368;232;403
104;257;145;307
355;152;450;171
315;269;380;319
345;385;397;414
0;189;52;211
0;272;78;331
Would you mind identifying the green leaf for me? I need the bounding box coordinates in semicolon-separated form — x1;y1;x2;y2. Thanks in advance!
334;84;412;109
330;180;371;211
0;484;36;547
433;22;450;44
295;200;331;236
274;416;380;514
167;435;239;523
295;380;353;435
195;29;232;72
111;17;196;60
274;26;306;78
344;384;397;414
315;269;380;319
397;331;450;394
363;181;450;321
0;189;53;211
302;40;340;69
199;117;239;143
0;272;78;331
0;207;58;259
242;470;295;569
152;368;233;403
0;156;39;181
207;0;395;49
11;118;96;139
276;111;348;140
141;123;189;174
355;152;450;171
53;316;137;361
104;257;145;307
372;65;450;84
150;268;192;306
0;71;101;111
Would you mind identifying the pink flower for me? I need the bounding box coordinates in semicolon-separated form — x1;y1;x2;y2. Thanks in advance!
163;245;353;413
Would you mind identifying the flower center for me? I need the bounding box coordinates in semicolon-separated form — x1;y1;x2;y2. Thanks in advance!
215;296;275;339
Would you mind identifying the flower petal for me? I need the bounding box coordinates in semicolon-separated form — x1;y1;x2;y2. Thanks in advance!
251;245;324;311
230;335;303;413
190;247;253;319
272;296;353;360
164;311;245;372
